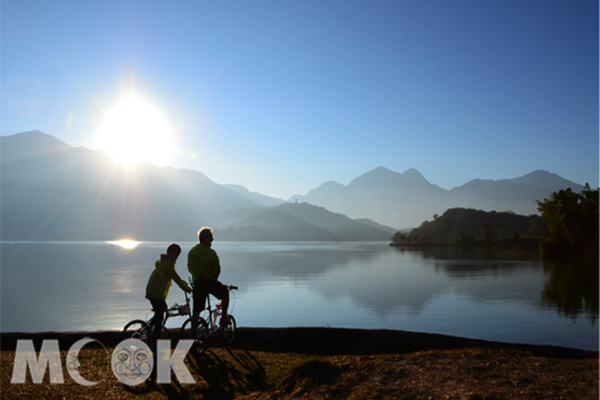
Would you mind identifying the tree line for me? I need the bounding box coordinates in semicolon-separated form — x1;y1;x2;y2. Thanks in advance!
536;184;598;258
392;184;599;258
392;208;544;246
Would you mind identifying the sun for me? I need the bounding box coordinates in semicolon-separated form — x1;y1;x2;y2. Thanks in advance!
96;94;172;165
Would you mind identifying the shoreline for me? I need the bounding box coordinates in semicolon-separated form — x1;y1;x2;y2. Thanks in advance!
2;327;597;359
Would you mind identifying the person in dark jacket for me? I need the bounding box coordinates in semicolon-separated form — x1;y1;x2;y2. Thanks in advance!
188;227;230;335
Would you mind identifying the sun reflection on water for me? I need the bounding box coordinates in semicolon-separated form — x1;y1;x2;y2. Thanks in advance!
106;240;140;250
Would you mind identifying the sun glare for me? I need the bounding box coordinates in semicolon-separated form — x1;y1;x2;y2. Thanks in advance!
107;240;140;250
97;94;172;165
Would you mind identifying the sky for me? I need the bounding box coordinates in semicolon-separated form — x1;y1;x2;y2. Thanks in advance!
2;0;598;199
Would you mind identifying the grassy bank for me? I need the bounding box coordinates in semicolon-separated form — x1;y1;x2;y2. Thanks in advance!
1;328;598;399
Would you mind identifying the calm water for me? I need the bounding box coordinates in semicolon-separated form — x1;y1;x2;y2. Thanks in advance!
1;241;597;351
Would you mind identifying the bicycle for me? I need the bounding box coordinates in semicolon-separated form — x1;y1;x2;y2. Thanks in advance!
122;289;192;343
180;283;238;354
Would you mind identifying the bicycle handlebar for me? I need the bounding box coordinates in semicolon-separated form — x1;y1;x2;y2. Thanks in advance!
229;285;238;290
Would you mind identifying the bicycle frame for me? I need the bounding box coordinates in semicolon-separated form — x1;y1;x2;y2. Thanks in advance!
202;293;223;331
122;280;201;344
179;283;238;353
152;290;191;330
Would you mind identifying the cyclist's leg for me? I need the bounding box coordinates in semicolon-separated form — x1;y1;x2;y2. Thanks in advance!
147;297;167;342
219;286;230;325
206;280;229;326
191;281;206;334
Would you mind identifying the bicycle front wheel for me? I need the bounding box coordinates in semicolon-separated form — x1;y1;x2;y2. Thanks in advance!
222;315;236;346
122;319;151;343
180;317;210;354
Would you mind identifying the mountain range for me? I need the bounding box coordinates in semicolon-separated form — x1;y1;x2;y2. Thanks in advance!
1;131;585;241
0;131;392;241
290;167;584;229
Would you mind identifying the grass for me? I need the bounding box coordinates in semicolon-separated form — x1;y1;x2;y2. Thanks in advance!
1;345;598;399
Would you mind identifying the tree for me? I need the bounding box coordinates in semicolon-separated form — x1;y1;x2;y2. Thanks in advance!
481;223;494;243
391;232;410;244
406;208;544;243
536;184;599;257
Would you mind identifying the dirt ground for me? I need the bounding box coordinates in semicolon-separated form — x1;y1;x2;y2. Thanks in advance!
1;328;597;399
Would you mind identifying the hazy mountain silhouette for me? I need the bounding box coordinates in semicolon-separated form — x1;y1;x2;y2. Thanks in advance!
447;170;582;212
1;131;282;241
1;131;392;241
216;202;395;241
2;131;585;239
290;166;584;229
1;130;72;162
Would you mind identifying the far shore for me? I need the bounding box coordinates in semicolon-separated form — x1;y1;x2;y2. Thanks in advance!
389;240;542;248
2;327;597;359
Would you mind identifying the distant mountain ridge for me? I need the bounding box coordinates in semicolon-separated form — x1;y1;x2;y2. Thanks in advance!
0;130;71;162
1;131;283;241
0;131;393;241
1;131;585;240
289;166;583;229
216;202;395;241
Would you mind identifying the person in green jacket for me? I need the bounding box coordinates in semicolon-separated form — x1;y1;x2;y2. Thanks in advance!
145;243;192;342
188;227;230;335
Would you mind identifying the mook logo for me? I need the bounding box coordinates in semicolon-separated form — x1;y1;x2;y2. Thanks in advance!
10;338;195;386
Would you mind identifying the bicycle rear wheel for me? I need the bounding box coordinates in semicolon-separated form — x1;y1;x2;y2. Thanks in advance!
179;318;194;339
122;319;151;343
180;317;210;354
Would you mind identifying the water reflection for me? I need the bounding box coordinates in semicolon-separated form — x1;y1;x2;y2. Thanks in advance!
106;240;140;249
392;244;542;262
542;258;599;323
1;241;597;351
296;246;544;315
225;243;550;315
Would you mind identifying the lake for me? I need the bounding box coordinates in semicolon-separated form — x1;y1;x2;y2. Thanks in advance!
1;241;597;351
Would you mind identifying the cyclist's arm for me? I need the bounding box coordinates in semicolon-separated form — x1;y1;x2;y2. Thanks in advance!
209;251;221;280
169;265;192;292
